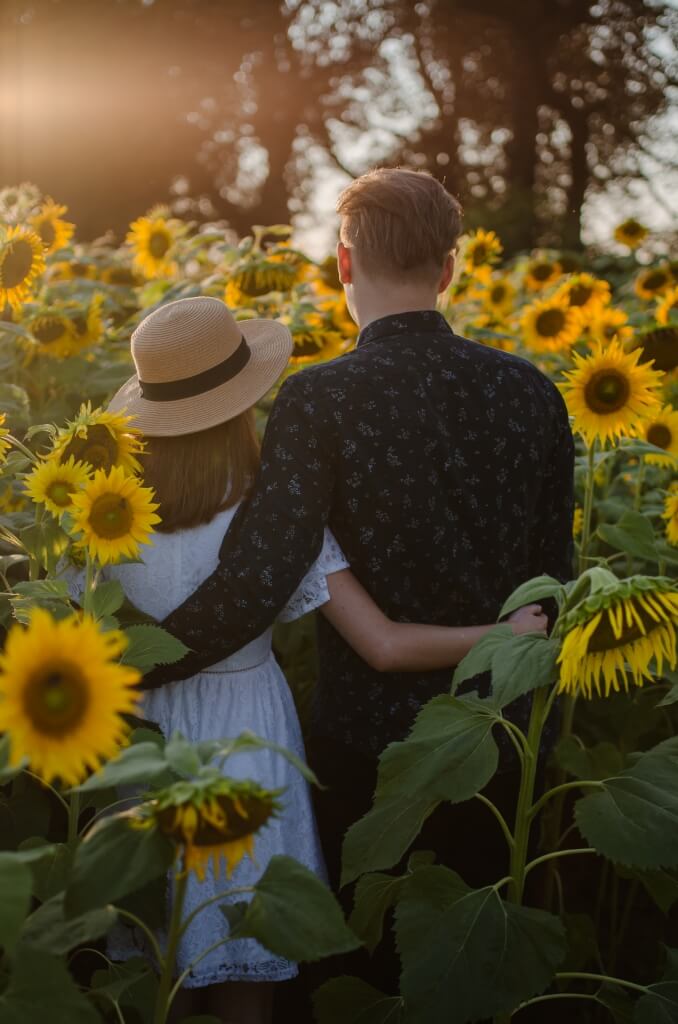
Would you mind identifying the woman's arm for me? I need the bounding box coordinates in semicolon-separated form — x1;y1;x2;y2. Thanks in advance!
321;569;547;673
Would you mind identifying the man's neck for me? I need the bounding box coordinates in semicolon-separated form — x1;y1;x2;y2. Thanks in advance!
356;298;440;331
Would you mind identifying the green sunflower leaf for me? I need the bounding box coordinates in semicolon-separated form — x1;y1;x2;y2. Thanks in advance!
451;624;513;693
634;947;678;1023
120;623;189;672
575;737;678;869
0;947;101;1023
0;854;32;954
490;633;559;705
20;893;116;954
597;511;660;564
497;574;566;619
349;871;408;954
313;977;405;1024
395;865;566;1023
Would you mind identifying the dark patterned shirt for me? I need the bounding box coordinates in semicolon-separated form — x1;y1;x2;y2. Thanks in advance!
145;310;574;757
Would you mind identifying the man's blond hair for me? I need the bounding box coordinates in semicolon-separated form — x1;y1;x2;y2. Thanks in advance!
336;167;463;282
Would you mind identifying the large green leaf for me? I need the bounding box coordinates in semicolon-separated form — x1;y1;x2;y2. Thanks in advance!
17;839;70;902
0;853;32;954
20;893;116;954
597;512;660;564
349;871;408;953
342;696;499;885
74;740;173;792
90;579;125;619
228;855;360;962
556;737;626;781
0;947;102;1023
120;624;190;672
490;633;559;705
634;948;678;1023
313;977;405;1024
575;738;678;869
395;865;566;1023
65;814;174;916
497;575;566;619
451;625;513;692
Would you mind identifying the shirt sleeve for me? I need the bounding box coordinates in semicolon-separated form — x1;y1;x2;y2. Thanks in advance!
142;373;336;689
278;528;349;623
530;385;575;584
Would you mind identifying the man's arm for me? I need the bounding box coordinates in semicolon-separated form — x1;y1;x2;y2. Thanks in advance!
142;374;335;689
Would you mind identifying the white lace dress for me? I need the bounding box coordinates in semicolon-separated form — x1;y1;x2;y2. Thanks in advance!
87;505;348;987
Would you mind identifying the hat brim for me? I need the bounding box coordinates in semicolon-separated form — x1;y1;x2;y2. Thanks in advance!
107;319;293;436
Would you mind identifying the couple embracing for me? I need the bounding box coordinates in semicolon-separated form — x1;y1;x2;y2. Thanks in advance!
103;167;574;1022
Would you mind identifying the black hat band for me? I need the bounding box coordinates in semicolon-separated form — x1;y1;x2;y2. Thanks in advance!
138;336;251;402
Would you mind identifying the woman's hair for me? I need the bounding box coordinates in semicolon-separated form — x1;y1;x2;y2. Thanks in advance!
139;411;260;533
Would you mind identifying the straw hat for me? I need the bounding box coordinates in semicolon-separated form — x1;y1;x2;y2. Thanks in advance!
108;296;292;436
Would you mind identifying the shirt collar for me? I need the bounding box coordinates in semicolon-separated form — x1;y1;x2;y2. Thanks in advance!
357;309;453;349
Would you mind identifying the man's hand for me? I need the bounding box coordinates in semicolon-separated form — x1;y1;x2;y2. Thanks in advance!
507;603;548;636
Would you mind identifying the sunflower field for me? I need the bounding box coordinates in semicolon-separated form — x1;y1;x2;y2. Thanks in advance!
0;183;678;1023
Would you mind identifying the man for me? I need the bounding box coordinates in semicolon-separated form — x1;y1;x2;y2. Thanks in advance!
144;164;573;892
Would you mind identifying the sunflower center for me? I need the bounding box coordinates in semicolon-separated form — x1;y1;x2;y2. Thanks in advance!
472;244;487;266
71;315;88;337
38;219;56;248
647;424;672;450
33;318;66;344
1;239;34;288
148;229;170;259
584;369;630;414
635;328;678;373
569;284;593;307
108;267;136;285
535;308;566;337
490;285;506;303
623;221;642;237
62;425;117;472
587;600;661;653
293;332;323;358
532;263;553;281
643;271;668;292
89;493;134;539
24;666;89;736
46;480;75;507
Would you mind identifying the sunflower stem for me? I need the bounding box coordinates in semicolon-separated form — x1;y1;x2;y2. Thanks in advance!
83;553;95;617
153;868;188;1024
507;686;548;905
66;790;80;869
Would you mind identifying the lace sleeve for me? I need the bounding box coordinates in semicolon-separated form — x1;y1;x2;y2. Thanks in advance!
278;529;349;623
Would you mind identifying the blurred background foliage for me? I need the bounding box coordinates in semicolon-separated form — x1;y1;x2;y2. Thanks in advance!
1;0;676;254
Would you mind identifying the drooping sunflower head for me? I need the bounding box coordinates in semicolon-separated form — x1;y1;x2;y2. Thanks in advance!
69;464;161;566
0;412;10;464
560;340;664;446
28;198;75;255
656;287;678;327
637;406;678;467
313;254;342;294
23;454;91;518
53;404;144;474
613;218;649;250
0;225;46;309
280;310;350;365
27;309;77;359
557;575;678;698
589;307;633;347
0;609;141;786
635;265;673;302
67;293;105;349
521;294;581;353
126;210;180;279
630;325;678;376
225;256;300;306
483;277;515;317
523;256;562;292
100;263;142;287
462;228;502;276
664;492;678;547
556;273;611;321
146;776;280;881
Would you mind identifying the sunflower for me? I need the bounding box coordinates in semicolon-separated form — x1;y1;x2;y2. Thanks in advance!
521;295;581;352
445;275;475;305
53;404;144;474
636;406;678;467
225;258;300;306
664;493;678;546
0;413;10;464
573;506;584;538
29;198;75;255
67;293;105;349
656;287;678;327
146;777;280;881
589;307;633;347
462;229;502;276
524;256;562;292
0;182;42;224
100;264;141;287
482;277;515;318
280;311;349;365
557;576;678;698
312;254;342;294
0;608;141;786
556;273;611;321
560;341;664;446
69;465;160;566
635;265;672;302
0;482;26;514
23;455;91;518
630;326;678;375
47;259;97;282
613;218;649;250
0;225;46;309
127;211;179;279
27;311;77;359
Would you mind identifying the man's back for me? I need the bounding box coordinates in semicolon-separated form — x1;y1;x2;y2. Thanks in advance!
293;310;574;754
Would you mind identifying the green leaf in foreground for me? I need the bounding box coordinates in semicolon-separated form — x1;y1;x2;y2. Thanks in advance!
313;977;404;1024
74;740;172;792
490;633;558;705
497;574;565;619
228;855;360;962
451;624;513;693
575;737;678;869
349;871;407;953
120;623;189;672
0;948;101;1023
21;894;116;954
395;865;566;1023
0;854;32;954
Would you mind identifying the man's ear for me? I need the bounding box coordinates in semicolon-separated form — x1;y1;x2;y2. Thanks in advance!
437;252;454;294
337;241;353;285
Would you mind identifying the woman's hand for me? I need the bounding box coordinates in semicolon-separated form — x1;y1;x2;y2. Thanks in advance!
507;603;548;636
